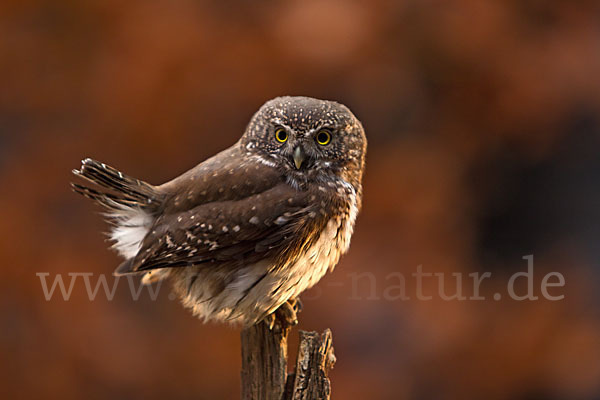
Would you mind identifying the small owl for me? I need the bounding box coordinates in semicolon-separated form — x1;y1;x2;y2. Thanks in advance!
72;96;367;326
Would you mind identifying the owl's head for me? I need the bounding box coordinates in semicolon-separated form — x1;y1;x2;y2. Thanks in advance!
242;96;367;189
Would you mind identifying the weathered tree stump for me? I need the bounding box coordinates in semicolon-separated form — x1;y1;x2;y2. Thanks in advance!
241;322;335;400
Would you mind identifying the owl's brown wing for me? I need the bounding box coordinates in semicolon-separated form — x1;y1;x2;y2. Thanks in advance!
156;145;285;214
117;184;327;274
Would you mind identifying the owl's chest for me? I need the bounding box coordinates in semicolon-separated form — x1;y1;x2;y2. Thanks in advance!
285;189;359;295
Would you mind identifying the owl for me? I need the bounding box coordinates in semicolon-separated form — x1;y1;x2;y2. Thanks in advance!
72;96;367;326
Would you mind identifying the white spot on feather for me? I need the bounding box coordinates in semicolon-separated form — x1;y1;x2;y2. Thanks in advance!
252;155;277;168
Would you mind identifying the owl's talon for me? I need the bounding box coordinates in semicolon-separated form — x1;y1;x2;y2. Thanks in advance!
288;297;303;313
264;313;276;330
274;299;299;328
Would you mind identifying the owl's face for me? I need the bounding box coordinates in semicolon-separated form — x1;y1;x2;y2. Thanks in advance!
242;96;366;188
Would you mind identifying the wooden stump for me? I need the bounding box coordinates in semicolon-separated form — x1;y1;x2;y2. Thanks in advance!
241;322;335;400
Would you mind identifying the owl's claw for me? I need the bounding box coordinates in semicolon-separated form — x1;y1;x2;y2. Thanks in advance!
288;297;303;313
264;297;302;332
264;313;276;330
276;300;298;327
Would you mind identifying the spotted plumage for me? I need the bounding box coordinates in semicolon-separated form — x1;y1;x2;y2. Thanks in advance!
72;96;367;325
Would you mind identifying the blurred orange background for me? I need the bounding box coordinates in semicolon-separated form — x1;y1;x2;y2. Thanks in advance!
2;1;600;399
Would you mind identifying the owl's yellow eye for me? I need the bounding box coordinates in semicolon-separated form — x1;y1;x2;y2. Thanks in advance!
275;128;288;143
316;130;332;146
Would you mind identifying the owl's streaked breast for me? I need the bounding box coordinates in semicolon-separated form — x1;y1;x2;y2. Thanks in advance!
251;185;358;322
285;182;358;290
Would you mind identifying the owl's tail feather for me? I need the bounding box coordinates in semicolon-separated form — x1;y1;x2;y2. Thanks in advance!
71;158;162;212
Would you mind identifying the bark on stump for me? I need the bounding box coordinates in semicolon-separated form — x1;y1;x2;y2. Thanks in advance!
241;322;335;400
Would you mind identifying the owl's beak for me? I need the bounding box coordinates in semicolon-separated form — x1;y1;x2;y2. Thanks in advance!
293;146;306;169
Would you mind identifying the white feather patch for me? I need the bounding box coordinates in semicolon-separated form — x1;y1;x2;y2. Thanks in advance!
106;205;153;259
